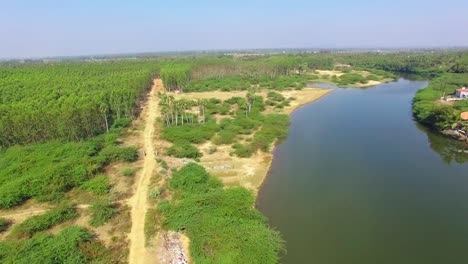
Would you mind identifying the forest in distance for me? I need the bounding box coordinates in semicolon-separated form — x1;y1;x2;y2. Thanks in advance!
1;50;468;263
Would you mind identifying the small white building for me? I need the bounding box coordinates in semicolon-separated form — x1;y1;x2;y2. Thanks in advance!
456;87;468;98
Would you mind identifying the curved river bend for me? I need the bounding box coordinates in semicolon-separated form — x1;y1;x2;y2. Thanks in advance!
257;79;468;264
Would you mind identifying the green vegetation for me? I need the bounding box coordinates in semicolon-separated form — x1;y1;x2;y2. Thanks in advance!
160;65;191;92
0;61;159;146
158;163;284;263
0;132;137;209
0;226;112;263
81;174;111;195
162;121;219;143
88;198;118;227
413;73;468;130
144;208;160;246
9;206;78;239
122;167;136;177
0;218;11;233
166;141;202;159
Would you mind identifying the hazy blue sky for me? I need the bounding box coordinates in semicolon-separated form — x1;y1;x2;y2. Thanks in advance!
1;0;467;58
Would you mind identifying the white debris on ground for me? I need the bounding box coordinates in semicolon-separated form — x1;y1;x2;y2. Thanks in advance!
158;231;189;264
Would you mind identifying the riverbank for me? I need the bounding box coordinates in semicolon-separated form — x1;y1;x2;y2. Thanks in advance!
312;69;395;88
413;73;468;144
172;87;333;193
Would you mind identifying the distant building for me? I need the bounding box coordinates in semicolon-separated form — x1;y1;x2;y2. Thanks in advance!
456;87;468;98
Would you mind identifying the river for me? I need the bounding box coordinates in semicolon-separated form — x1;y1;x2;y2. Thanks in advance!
257;78;468;264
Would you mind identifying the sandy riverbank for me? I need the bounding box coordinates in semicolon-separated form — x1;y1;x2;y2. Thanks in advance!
173;87;333;194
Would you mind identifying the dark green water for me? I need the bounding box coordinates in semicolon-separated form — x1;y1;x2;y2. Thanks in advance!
257;79;468;264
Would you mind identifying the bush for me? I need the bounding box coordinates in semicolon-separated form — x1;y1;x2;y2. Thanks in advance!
89;199;117;227
0;226;111;263
122;167;136;177
100;146;139;163
166;142;202;159
159;163;284;263
81;174;110;195
0;218;11;233
267;91;285;102
232;143;254;158
251;114;290;152
162;122;219;144
9;206;78;239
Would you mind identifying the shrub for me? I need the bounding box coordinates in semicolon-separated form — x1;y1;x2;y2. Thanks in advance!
166;142;202;159
267;91;285;102
81;174;111;195
0;226;111;263
0;218;11;233
89;199;117;227
161;122;219;144
157;159;169;170
9;206;78;239
122;167;136;177
159;163;284;263
232;143;254;158
100;146;139;163
251;114;290;152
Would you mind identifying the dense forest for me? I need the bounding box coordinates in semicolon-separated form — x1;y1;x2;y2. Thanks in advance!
0;61;159;146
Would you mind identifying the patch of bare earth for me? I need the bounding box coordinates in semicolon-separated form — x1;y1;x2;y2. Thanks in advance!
128;79;162;264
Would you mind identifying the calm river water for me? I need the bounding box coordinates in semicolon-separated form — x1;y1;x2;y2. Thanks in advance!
257;78;468;264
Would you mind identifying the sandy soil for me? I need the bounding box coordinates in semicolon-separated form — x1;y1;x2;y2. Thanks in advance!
313;70;390;88
128;79;162;264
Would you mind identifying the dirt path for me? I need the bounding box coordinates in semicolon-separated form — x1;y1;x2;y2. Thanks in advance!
128;79;162;264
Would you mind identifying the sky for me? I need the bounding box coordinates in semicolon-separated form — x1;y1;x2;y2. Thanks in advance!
1;0;468;58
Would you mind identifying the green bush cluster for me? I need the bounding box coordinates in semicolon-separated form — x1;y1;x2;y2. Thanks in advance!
267;91;286;102
232;143;254;157
121;167;136;177
88;198;118;227
0;226;111;263
251;114;290;152
81;174;111;195
9;206;78;239
166;142;202;159
158;163;284;263
162;121;219;144
0;132;137;209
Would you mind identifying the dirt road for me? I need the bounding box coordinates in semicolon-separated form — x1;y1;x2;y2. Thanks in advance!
128;79;162;264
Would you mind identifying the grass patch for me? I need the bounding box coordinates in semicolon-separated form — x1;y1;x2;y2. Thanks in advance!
144;208;161;246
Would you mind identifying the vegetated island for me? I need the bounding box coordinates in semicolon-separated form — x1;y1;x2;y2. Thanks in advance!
0;50;466;263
